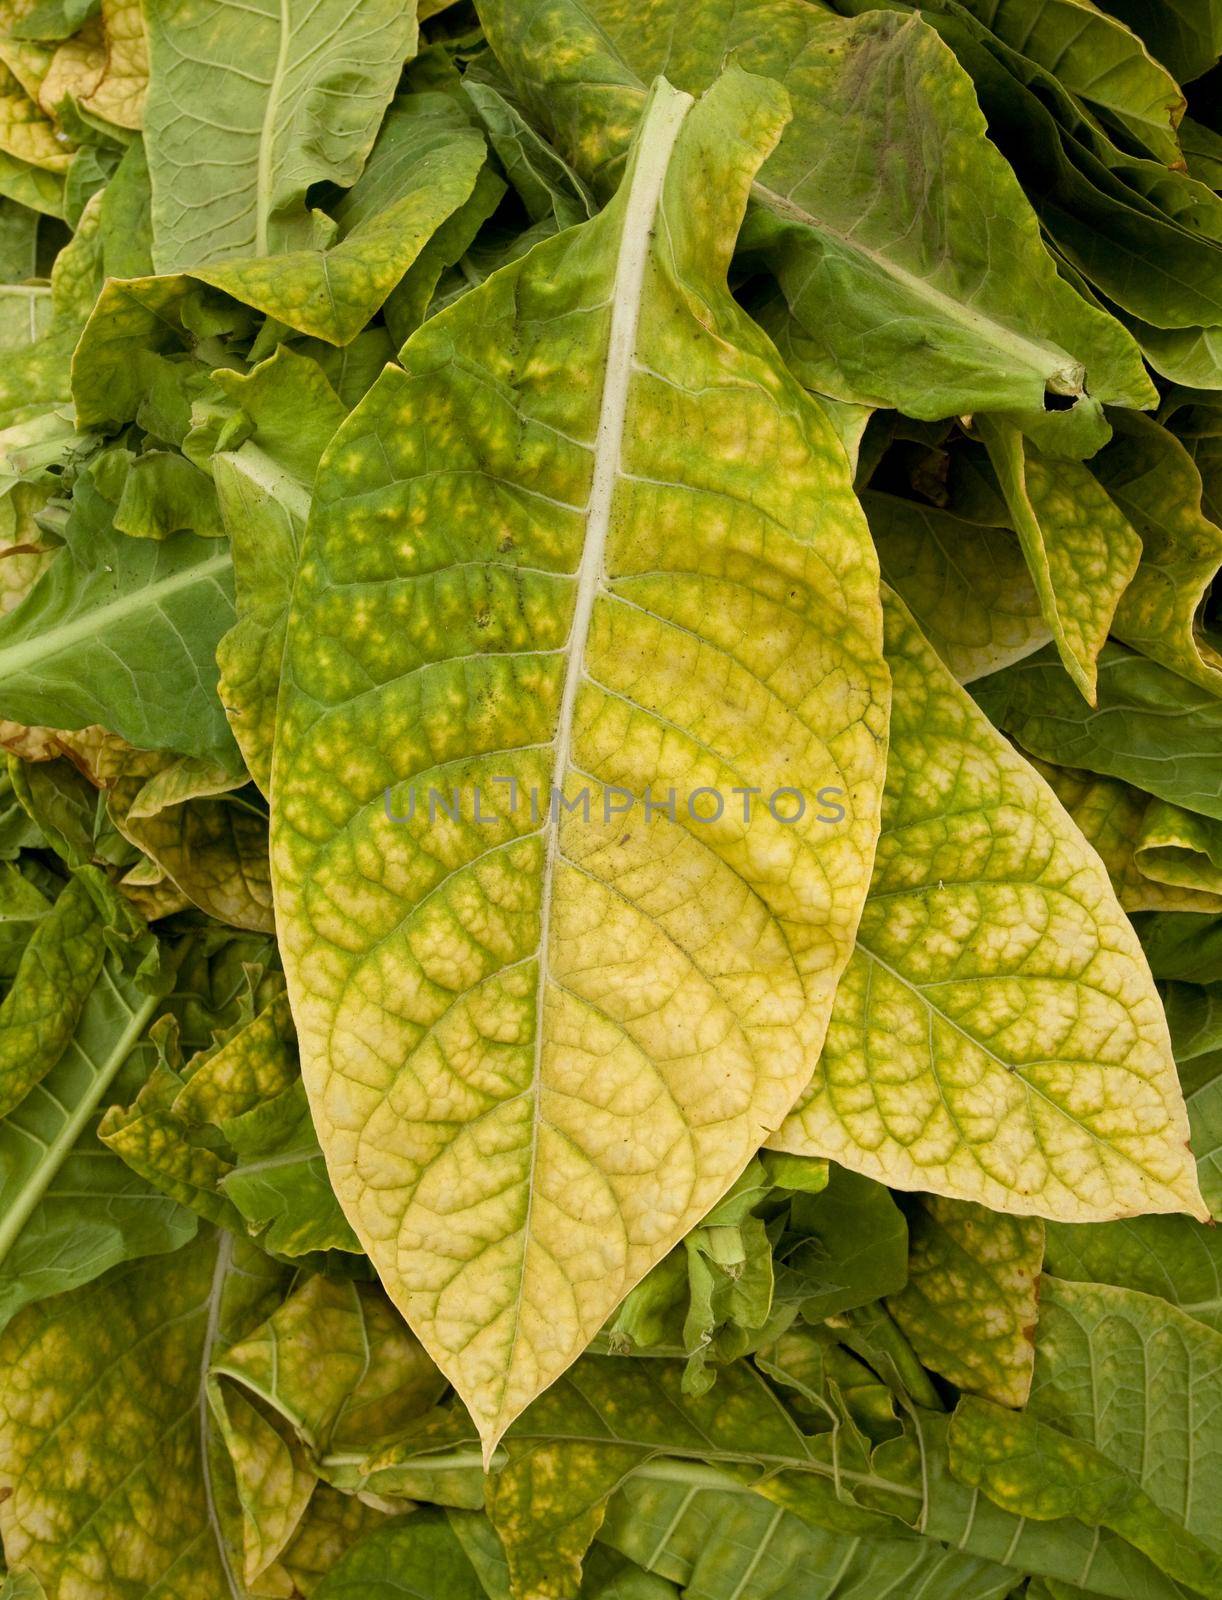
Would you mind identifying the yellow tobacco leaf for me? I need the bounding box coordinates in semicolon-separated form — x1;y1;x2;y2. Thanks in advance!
771;590;1206;1225
271;70;890;1457
0;61;69;172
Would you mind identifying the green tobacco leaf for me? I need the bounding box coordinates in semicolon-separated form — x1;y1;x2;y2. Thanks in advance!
0;859;52;976
213;346;348;793
948;1396;1222;1598
96;136;152;278
0;1573;45;1600
1091;411;1222;695
599;1477;1017;1600
867;0;1219;345
112;449;226;540
0;469;238;766
478;0;1153;422
142;0;418;272
595;1154;832;1387
1032;759;1222;913
69;272;249;435
0;1230;287;1597
597;1160;788;1384
0;868;112;1116
1182;117;1222;188
362;1354;923;1599
870;1411;1194;1600
1136;913;1222;985
1168;982;1222;1214
1096;0;1222;85
6;750;137;873
0;872;195;1332
888;1197;1043;1407
953;0;1186;165
780;1165;908;1323
1032;1277;1222;1547
192;88;491;345
771;590;1204;1222
973;642;1222;822
1131;320;1222;391
358;1353;1180;1600
271;70;891;1454
864;490;1049;685
313;1509;487;1600
976;416;1142;704
464;68;594;230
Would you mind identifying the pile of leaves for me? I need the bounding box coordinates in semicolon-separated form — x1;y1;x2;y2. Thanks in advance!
0;0;1219;1595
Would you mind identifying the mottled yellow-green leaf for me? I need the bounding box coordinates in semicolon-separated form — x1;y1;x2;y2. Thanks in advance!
215;1274;446;1458
85;0;147;129
271;1485;392;1599
271;69;890;1456
1093;411;1222;695
107;762;275;934
1033;758;1222;913
98;1019;242;1230
213;347;348;792
34;0;146;130
0;1229;287;1598
209;1379;318;1587
865;490;1050;684
192;93;490;345
99;987;358;1258
888;1196;1043;1408
977;417;1142;704
948;1398;1222;1597
477;0;1154;421
0;0;55;103
0;868;117;1117
0;60;68;172
771;590;1205;1223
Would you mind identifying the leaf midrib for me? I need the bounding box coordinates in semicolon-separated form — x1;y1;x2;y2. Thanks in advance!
0;969;159;1265
750;176;1085;394
0;548;232;678
497;83;695;1446
254;0;293;258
